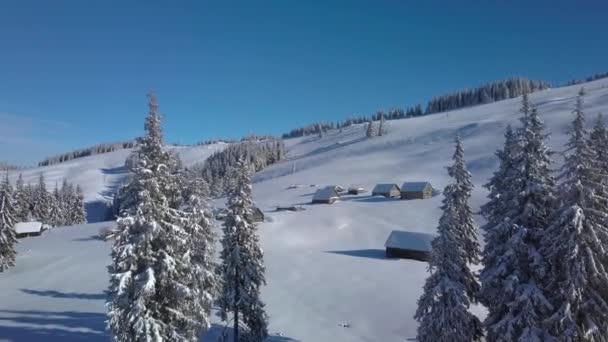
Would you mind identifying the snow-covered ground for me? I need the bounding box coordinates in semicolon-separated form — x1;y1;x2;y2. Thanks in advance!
2;79;608;341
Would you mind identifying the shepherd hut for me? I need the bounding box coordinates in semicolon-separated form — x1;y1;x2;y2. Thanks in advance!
372;184;401;198
347;186;366;195
14;222;44;238
252;207;265;223
384;230;434;261
312;186;340;204
400;182;433;199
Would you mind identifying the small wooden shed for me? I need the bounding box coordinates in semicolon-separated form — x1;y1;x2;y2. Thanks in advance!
252;207;265;223
372;184;401;198
348;186;366;195
401;182;433;199
312;186;340;204
384;230;434;261
15;222;44;238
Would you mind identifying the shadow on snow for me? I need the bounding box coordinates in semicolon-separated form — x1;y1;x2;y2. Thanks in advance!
0;309;108;342
325;249;389;260
20;289;107;301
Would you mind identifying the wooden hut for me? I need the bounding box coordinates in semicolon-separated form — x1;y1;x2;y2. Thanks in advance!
14;222;44;238
400;182;433;199
384;230;434;261
347;186;366;195
252;207;265;223
312;186;340;204
371;184;401;198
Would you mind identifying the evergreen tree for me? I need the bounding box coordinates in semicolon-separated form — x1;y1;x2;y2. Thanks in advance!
589;113;608;173
378;112;387;136
180;177;218;334
107;93;204;341
70;185;87;224
13;174;30;222
219;160;268;342
482;95;556;341
0;173;18;272
48;182;65;227
541;88;608;340
415;138;482;342
479;125;521;317
365;120;375;139
31;174;50;224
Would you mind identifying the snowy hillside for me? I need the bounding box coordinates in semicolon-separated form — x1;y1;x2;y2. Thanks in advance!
7;143;228;222
1;79;608;341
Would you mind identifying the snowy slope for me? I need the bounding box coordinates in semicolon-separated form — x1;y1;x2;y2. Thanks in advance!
1;79;608;342
8;143;228;222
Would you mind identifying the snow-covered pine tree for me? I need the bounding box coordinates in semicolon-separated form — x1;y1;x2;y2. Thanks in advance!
218;160;268;342
482;95;556;341
70;185;87;225
589;113;608;174
13;174;30;222
61;181;75;225
378;112;386;136
107;93;204;341
448;137;480;266
479;125;522;316
48;182;65;227
180;176;218;334
31;174;50;224
365;120;375;139
415;138;482;342
0;173;18;272
540;88;608;341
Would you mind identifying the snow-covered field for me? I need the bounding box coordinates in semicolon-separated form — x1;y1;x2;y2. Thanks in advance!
1;79;608;341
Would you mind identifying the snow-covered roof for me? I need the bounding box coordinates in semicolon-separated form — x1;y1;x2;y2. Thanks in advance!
401;182;432;192
14;222;43;234
384;230;435;251
313;186;340;201
372;183;400;193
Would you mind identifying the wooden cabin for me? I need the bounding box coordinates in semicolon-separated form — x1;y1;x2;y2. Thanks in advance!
312;186;340;204
400;182;433;199
384;230;434;261
347;186;366;195
252;207;265;223
372;184;401;198
14;222;44;238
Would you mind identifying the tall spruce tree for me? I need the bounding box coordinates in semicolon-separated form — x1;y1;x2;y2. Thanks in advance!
180;177;218;334
479;125;522;316
365;120;376;139
14;174;29;222
378;113;387;136
32;174;51;224
415;138;481;342
218;160;268;342
589;113;608;174
48;182;65;227
0;173;17;272
71;185;87;224
482;95;556;341
541;88;608;341
107;94;204;341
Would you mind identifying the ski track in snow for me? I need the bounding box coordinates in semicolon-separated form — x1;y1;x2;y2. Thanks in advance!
1;79;608;341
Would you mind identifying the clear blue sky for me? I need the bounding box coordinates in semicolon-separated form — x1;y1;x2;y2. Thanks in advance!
0;0;606;165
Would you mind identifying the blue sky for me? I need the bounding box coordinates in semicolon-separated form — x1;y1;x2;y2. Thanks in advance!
0;0;606;165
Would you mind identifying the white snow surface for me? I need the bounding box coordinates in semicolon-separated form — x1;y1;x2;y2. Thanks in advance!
2;79;608;341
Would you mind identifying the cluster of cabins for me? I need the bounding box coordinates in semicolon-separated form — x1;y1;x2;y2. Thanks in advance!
311;181;434;204
311;182;436;261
